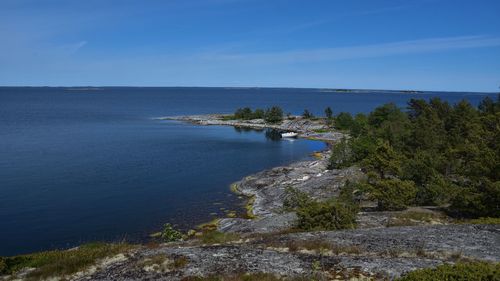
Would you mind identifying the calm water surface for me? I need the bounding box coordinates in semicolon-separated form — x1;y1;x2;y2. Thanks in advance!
0;87;494;255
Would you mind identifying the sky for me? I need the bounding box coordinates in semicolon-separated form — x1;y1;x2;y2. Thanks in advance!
0;0;499;92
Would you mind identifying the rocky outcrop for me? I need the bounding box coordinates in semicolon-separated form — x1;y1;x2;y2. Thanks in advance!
74;224;500;280
218;150;363;234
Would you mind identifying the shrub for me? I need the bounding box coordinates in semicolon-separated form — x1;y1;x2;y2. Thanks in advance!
284;187;359;231
396;262;500;281
296;199;358;231
283;187;313;211
372;179;417;211
161;223;183;242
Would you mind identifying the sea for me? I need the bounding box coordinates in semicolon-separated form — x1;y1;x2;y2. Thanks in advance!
0;87;495;256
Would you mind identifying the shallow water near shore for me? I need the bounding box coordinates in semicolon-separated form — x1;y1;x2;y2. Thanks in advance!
0;87;494;256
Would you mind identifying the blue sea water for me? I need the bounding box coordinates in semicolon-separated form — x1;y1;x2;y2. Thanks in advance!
0;87;495;256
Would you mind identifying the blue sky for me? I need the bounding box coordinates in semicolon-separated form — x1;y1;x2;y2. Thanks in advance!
1;0;499;91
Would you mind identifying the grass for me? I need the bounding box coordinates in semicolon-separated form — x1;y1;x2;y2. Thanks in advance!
461;217;500;225
197;218;221;232
266;239;362;256
198;231;241;245
396;262;500;281
0;242;133;280
221;115;237;121
386;211;445;227
138;254;189;273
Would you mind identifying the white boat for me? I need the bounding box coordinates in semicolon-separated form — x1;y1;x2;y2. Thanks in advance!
281;132;298;138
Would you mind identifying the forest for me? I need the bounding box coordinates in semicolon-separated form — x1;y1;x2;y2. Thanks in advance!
329;95;499;218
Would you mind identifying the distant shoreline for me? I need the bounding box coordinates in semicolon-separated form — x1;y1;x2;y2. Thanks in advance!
0;85;496;95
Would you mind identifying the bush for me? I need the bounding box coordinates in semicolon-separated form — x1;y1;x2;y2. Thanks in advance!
161;223;183;242
283;187;313;211
284;187;358;231
396;262;500;281
264;106;284;123
296;199;358;231
372;179;417;211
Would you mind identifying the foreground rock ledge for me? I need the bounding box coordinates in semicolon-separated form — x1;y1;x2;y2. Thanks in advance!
74;224;499;280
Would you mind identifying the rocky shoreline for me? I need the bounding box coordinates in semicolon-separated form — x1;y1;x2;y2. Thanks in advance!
162;114;351;233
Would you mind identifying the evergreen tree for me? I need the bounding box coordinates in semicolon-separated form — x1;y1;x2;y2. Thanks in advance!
325;107;333;119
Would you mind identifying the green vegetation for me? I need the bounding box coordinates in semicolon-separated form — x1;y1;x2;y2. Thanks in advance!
334;112;354;130
229;106;284;123
284;187;358;231
330;96;500;218
386;211;446;227
302;109;313;119
461;217;500;225
325;107;333;119
396;262;500;281
0;242;133;280
264;106;284;123
182;273;287;281
198;230;240;244
182;273;332;281
234;107;265;120
161;223;183;242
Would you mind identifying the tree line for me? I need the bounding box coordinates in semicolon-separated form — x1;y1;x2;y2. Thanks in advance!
329;95;499;218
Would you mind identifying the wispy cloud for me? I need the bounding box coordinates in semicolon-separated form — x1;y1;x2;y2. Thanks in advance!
200;36;500;65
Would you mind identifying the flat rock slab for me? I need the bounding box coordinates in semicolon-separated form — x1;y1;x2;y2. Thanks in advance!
74;224;499;281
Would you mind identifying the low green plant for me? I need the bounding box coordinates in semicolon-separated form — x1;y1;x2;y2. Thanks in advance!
199;231;240;244
283;187;313;211
371;178;417;211
462;217;500;225
161;223;183;242
0;242;132;279
396;262;500;281
296;199;358;231
284;187;359;231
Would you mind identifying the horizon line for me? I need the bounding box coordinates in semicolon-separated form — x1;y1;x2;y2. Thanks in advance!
0;85;497;94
